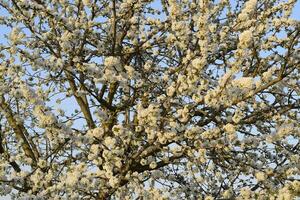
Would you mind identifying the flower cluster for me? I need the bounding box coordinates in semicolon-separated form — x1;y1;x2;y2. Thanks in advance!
0;0;299;199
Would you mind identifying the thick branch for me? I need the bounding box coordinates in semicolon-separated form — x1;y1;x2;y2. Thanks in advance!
0;132;21;172
0;96;39;164
65;72;96;129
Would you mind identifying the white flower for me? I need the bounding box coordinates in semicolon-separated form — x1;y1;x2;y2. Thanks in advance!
12;88;23;98
38;159;47;168
149;161;157;169
90;144;99;155
191;58;205;70
112;124;123;136
239;187;251;198
232;110;244;123
124;65;135;78
140;159;147;166
262;67;277;82
277;123;295;138
61;31;72;42
104;56;121;69
109;176;119;188
82;0;91;6
135;126;143;132
9;27;24;44
204;196;214;200
232;77;254;89
244;0;257;13
167;84;176;96
222;190;232;198
65;171;80;186
238;0;257;21
219;70;233;87
144;61;152;71
30;169;43;186
224;123;236;134
255;171;266;181
239;30;253;48
33;105;57;127
104;137;116;148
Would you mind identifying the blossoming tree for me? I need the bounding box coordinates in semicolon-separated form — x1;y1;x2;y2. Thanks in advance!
0;0;299;199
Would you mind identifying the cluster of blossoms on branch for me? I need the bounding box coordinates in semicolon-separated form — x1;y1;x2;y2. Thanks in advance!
0;0;299;199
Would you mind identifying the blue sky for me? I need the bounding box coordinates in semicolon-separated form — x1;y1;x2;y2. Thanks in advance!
0;0;299;199
292;0;300;19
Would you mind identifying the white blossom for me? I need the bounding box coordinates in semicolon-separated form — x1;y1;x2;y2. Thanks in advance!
239;30;253;48
255;171;266;182
0;0;299;199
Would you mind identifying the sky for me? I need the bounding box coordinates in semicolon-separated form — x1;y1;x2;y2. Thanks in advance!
0;0;299;199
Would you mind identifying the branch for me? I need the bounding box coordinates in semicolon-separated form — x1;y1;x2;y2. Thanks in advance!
65;71;96;129
0;96;39;164
0;131;21;172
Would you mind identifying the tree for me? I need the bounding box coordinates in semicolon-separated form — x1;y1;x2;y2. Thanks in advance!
0;0;299;199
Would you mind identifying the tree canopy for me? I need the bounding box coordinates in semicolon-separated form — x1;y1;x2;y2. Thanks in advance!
0;0;299;199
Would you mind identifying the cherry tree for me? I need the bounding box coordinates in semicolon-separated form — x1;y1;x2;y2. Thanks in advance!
0;0;299;199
